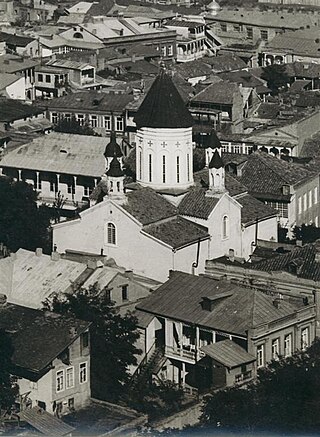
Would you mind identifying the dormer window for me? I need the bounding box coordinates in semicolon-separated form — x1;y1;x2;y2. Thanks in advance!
282;185;290;195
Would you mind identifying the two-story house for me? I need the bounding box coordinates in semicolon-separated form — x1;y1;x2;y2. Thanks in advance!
35;65;69;99
135;270;317;394
0;301;91;415
0;55;38;100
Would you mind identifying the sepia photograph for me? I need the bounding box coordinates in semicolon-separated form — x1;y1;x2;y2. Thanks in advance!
0;0;320;434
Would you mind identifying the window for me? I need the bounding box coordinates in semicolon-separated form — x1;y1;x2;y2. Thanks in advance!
83;185;91;197
107;222;116;245
284;334;292;357
187;154;190;182
271;338;280;360
67;183;75;195
316;216;319;227
116;116;123;131
79;362;87;384
298;196;302;215
122;285;128;301
308;190;313;208
51;112;58;123
233;24;240;32
64;113;71;122
66;367;74;389
148;154;152;182
77;114;84;126
139;148;142;180
301;327;309;351
81;331;89;349
38;73;43;82
222;215;229;239
314;187;318;205
161;46;166;57
105;288;111;303
257;344;264;368
247;27;253;39
176;156;180;183
45;74;51;83
162;155;166;183
90;115;98;128
265;201;288;219
68;398;74;410
56;370;64;392
168;45;173;56
50;181;56;192
220;23;227;32
303;193;307;211
104;116;111;130
260;30;268;41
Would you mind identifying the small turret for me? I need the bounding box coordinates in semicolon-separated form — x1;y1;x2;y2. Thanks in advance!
206;149;226;196
205;129;222;166
106;156;125;200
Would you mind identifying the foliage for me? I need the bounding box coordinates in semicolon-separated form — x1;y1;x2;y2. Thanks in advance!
54;116;100;136
126;381;185;421
51;191;67;224
261;64;290;95
43;284;141;401
201;339;320;434
292;223;320;244
0;329;18;414
0;177;52;253
193;148;206;172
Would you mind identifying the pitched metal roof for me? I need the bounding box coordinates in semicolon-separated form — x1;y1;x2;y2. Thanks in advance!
0;304;90;374
134;69;194;129
201;339;255;369
19;407;75;437
106;156;124;177
137;271;296;335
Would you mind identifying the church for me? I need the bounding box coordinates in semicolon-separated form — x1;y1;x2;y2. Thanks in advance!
53;68;278;282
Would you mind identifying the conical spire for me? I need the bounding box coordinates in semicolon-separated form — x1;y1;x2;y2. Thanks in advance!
208;129;221;149
104;132;123;158
134;68;194;129
209;149;224;169
106;156;124;177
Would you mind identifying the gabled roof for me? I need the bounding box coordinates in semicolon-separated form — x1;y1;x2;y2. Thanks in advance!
0;304;90;375
134;69;194;129
236;193;277;226
192;80;240;105
178;188;220;220
201;339;255;369
137;271;296;336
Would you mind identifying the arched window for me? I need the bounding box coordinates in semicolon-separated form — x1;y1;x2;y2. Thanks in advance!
107;223;116;245
162;155;166;183
176;155;180;183
222;215;229;239
148;153;152;182
139;148;142;180
187;154;190;182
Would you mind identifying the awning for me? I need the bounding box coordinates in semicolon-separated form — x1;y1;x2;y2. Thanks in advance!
201;339;255;369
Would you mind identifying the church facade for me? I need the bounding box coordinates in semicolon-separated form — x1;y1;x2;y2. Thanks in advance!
53;68;278;282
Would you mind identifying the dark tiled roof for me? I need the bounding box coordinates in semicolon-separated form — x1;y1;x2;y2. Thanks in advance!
104;132;123;158
204;54;247;73
238;152;314;199
106;157;124;177
175;60;212;79
286;62;320;79
236;193;277;226
209;149;223;169
165;19;204;28
251;242;320;281
256;103;281;119
0;31;35;47
194;169;248;197
134;69;194;129
137;271;296;336
0;98;43;123
0;304;90;374
192;80;239;105
144;216;209;249
46;91;134;112
123;186;177;225
201;339;255;369
178;188;219;219
218;70;263;88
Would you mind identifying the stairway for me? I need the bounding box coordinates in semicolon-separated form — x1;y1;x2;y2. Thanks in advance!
130;347;166;391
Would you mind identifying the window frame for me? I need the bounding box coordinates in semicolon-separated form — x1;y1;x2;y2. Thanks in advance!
284;333;292;357
222;215;229;239
257;344;264;368
79;362;88;384
56;369;64;393
106;222;116;246
66;366;74;389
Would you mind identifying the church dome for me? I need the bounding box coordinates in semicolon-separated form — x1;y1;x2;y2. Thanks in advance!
104;132;123;158
106;157;124;177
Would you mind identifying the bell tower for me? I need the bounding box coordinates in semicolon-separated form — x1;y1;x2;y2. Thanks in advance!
206;149;226;197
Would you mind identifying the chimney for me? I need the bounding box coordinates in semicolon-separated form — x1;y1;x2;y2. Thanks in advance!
228;248;235;262
87;259;98;270
296;239;303;247
51;251;60;261
0;293;7;307
125;270;133;280
35;248;43;257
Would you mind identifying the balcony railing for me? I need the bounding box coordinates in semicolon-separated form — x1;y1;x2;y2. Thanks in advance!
165;345;196;361
235;370;253;384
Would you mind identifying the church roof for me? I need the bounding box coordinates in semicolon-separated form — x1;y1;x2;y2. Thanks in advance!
134;69;194;129
104;132;123;158
209;149;224;169
106;157;124;177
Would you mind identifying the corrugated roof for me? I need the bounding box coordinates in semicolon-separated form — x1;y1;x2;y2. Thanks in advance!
165;19;204;28
0;249;88;309
0;132;108;177
201;339;255;369
134;69;194;129
47;59;94;70
0;304;90;373
137;271;296;335
19;407;75;437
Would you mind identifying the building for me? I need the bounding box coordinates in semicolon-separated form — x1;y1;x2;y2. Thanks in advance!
0;302;91;415
225;151;320;229
46;59;96;89
0;97;46;131
134;270;317;393
52;69;278;282
44;91;134;137
0;31;39;58
0;55;39;100
0;72;26;99
34;65;69;99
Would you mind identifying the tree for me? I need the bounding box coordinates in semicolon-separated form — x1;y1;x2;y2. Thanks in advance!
0;329;18;416
201;339;320;434
0;177;52;253
261;64;290;95
43;284;141;401
292;223;320;244
54;116;100;136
